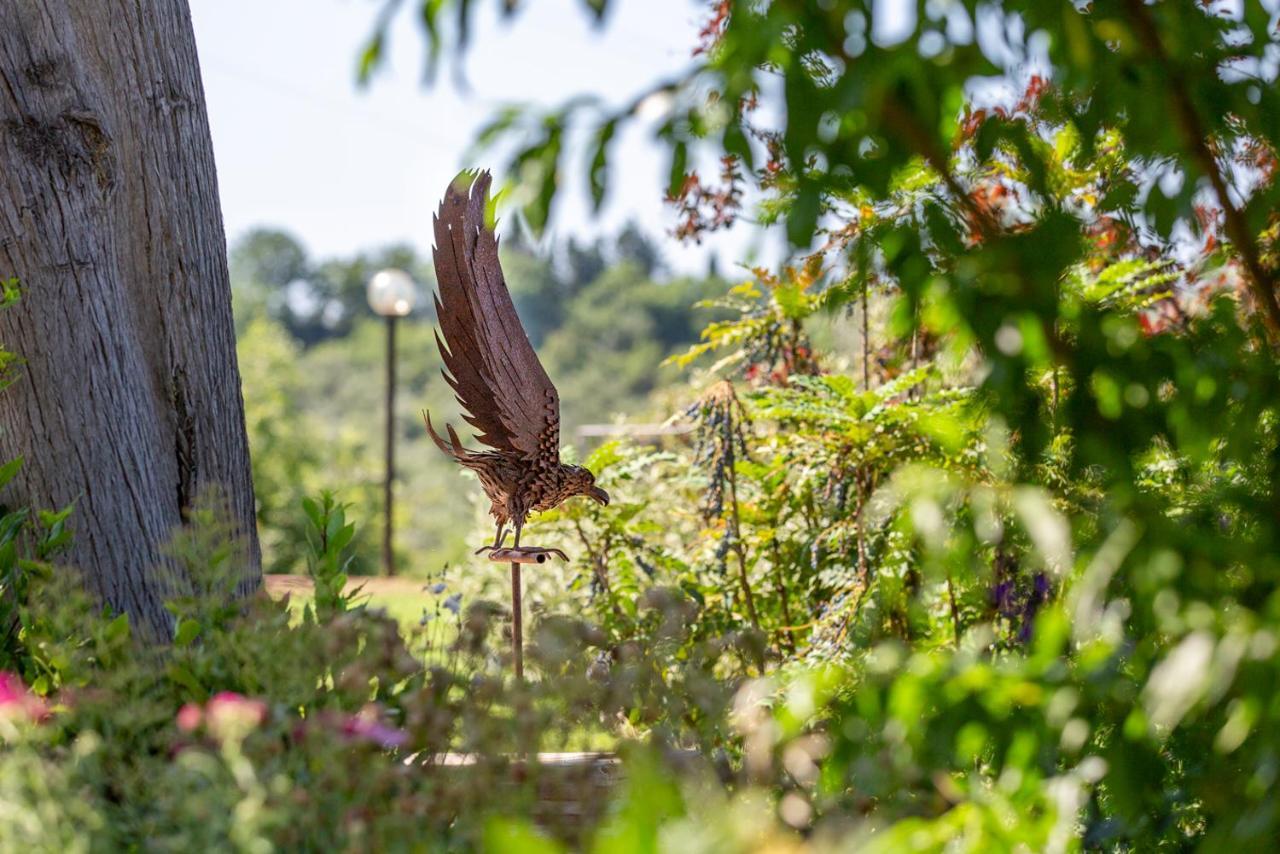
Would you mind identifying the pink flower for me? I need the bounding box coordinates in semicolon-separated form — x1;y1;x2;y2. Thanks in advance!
176;703;203;732
182;691;268;740
0;672;25;705
0;672;49;723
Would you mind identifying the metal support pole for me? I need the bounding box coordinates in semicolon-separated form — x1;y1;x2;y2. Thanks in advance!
511;562;523;680
383;315;397;576
510;524;525;681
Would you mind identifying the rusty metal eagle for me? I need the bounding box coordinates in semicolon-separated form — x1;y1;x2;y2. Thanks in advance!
423;171;609;563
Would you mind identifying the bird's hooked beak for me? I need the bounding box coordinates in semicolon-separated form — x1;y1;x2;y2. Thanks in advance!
589;486;611;506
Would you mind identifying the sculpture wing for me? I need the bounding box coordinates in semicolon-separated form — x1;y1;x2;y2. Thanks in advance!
431;171;560;462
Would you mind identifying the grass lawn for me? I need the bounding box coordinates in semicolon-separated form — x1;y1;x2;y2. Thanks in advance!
264;574;441;628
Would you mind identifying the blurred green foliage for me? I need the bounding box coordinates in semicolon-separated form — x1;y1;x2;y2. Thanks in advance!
356;0;1280;848
0;496;750;850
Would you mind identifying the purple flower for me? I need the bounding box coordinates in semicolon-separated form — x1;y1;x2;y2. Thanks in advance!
1032;572;1051;599
992;580;1016;613
991;571;1054;646
339;705;409;749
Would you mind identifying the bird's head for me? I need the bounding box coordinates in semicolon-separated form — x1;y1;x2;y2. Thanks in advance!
565;465;610;506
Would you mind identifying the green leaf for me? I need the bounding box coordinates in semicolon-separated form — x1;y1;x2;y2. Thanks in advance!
485;817;564;854
724;122;754;172
37;505;73;529
419;0;447;82
518;126;564;236
591;748;684;853
173;618;201;648
667;141;688;198
787;183;820;246
167;663;206;700
473;105;524;152
0;457;21;491
301;497;322;531
330;523;356;555
325;505;347;544
589;118;618;211
105;613;130;644
356;32;383;86
0;277;19;308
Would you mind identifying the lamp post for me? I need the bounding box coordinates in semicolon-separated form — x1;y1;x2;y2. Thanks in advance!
367;268;417;576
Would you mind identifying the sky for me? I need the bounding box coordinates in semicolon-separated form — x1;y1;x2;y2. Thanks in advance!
189;0;768;276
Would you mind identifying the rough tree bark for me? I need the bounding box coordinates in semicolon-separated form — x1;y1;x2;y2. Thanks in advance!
0;1;261;637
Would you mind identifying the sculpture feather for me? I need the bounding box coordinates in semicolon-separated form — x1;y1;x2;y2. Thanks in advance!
424;171;608;549
431;171;559;461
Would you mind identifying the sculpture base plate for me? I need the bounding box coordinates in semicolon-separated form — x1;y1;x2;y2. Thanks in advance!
480;546;568;564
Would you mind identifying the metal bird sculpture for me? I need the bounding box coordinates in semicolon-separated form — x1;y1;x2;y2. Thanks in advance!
424;171;609;563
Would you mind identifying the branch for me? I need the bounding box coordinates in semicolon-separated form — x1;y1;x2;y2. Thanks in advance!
1122;0;1280;343
879;99;998;239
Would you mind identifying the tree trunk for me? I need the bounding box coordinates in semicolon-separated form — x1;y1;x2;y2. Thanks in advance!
0;0;261;638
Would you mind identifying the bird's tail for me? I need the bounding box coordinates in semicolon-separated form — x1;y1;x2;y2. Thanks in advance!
423;410;468;461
